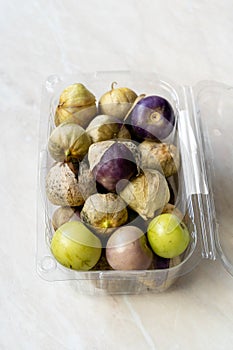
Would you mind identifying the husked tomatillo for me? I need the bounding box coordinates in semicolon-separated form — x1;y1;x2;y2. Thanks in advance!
119;169;170;220
139;141;180;177
80;193;128;240
86;114;131;143
98;82;137;120
48;122;91;162
46;162;85;206
88;140;140;192
55;83;97;128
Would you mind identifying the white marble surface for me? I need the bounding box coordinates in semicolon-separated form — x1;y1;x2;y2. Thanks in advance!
1;0;233;349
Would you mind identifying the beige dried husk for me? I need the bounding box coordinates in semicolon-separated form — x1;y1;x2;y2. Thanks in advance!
48;122;91;162
77;161;97;200
80;193;128;238
52;206;77;231
119;169;170;220
54;83;97;128
98;83;137;120
161;203;184;221
46;162;85;206
139;141;180;177
86;115;131;143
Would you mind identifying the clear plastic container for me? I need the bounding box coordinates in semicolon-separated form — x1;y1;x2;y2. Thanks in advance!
36;71;233;294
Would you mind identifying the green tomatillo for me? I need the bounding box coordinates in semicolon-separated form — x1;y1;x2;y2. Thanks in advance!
51;221;102;270
147;213;190;258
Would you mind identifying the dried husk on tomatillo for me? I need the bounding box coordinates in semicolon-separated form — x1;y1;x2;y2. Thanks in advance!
161;203;191;227
77;160;97;200
80;193;128;239
119;169;170;220
138;141;180;177
48;122;91;162
98;82;137;120
52;206;81;231
86;115;131;143
148;203;186;226
161;203;184;222
46;162;85;206
88;140;141;192
55;83;97;128
88;140;140;173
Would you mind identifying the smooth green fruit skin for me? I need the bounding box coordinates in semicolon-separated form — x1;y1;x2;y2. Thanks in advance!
51;221;102;271
147;214;190;258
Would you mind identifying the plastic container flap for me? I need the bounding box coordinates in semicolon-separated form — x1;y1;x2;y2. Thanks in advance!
194;81;233;277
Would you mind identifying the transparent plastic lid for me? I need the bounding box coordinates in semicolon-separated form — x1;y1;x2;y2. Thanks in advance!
36;72;232;291
194;81;233;277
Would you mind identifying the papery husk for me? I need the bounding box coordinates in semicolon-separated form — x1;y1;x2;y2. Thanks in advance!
161;203;184;222
86;114;131;143
46;162;85;206
117;125;131;139
88;140;140;173
119;169;170;220
52;206;77;231
77;160;97;200
55;104;97;128
59;83;96;107
98;83;137;120
55;83;97;127
48;122;91;162
80;193;128;239
138;141;180;177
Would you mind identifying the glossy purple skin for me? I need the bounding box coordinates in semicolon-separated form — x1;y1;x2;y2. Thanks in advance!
130;96;175;141
93;142;138;192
